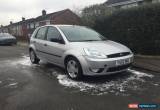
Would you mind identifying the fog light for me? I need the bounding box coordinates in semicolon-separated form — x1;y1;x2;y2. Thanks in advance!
90;68;104;73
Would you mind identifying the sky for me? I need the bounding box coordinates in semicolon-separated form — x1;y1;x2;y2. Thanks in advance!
0;0;106;26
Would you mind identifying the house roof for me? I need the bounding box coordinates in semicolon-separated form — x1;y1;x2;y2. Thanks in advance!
35;9;70;22
2;9;71;28
105;0;143;5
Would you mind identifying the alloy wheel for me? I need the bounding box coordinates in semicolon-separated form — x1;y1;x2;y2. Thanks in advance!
67;60;79;78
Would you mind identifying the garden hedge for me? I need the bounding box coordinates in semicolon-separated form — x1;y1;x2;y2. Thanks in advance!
93;4;160;55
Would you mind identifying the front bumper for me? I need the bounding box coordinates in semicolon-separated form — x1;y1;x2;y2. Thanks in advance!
77;54;134;76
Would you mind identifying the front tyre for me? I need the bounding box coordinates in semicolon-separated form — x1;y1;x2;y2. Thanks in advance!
29;49;40;64
65;57;83;80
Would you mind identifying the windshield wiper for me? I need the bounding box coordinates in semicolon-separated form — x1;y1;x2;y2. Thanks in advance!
70;40;105;42
84;40;100;42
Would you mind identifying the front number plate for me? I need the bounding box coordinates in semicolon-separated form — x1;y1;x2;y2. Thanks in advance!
116;59;130;66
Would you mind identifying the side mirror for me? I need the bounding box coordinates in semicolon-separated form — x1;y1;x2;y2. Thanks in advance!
50;38;64;44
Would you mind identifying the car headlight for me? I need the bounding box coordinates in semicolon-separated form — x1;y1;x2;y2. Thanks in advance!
84;48;107;59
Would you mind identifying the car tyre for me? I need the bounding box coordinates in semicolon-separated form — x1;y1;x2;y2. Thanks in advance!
29;49;40;64
65;57;83;80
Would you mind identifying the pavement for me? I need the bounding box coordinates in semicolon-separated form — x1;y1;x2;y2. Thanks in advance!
0;45;160;110
133;55;160;73
17;42;29;47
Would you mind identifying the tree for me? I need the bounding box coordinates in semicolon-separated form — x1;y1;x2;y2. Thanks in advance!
81;4;114;27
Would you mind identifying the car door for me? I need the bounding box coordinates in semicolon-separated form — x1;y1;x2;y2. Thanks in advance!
43;26;66;66
34;26;48;60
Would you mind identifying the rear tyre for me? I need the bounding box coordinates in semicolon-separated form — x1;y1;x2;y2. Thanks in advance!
29;49;40;64
14;41;17;45
65;57;83;80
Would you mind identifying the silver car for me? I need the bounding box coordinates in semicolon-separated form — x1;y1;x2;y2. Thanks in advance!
29;25;134;79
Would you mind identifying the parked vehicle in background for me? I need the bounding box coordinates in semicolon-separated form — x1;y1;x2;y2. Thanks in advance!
29;25;134;80
0;33;17;45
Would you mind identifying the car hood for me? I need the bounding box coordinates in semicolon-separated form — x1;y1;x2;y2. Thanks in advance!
69;40;131;55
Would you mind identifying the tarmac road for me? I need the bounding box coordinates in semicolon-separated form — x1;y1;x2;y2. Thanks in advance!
0;45;160;110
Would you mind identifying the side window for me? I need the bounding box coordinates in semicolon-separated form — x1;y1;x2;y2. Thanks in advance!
46;27;62;42
36;27;47;40
31;28;38;38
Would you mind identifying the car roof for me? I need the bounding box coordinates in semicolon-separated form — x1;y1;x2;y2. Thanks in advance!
47;24;77;26
38;24;81;28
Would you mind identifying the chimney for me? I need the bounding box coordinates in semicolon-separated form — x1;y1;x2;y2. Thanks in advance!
22;17;25;21
42;10;46;16
10;21;13;25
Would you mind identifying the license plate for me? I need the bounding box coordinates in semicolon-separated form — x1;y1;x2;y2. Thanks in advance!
116;59;130;66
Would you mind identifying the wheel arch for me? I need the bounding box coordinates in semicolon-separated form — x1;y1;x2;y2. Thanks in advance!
29;44;36;52
29;47;33;52
64;55;78;65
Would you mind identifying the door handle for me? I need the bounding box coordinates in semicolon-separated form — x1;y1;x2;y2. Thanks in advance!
44;44;48;46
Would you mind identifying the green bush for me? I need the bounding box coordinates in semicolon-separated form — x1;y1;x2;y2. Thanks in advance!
92;4;160;55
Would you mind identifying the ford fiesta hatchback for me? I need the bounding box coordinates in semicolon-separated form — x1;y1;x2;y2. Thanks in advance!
29;25;134;79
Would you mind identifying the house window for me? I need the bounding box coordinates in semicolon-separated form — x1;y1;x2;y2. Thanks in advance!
46;21;50;25
121;3;138;9
35;22;39;27
30;23;34;29
27;24;30;29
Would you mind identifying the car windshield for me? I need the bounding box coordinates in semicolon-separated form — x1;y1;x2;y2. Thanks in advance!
59;26;107;42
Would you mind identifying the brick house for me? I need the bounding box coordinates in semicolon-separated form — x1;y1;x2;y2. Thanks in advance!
0;9;82;41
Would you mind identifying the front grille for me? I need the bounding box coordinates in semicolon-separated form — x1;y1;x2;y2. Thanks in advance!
107;64;131;72
107;52;130;58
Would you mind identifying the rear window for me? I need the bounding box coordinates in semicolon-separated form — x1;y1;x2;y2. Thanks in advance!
35;27;47;40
